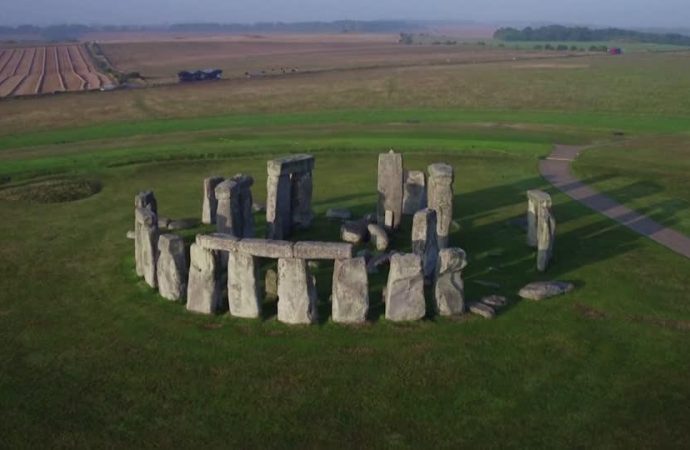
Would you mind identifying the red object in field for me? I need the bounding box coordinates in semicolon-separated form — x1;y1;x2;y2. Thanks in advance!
609;48;623;55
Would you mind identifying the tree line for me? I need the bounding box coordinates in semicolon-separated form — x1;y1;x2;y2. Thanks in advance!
494;25;690;46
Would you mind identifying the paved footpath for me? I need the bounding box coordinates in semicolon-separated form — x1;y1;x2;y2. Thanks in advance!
540;144;690;259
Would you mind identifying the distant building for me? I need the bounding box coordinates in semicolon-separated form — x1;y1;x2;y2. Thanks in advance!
178;69;223;82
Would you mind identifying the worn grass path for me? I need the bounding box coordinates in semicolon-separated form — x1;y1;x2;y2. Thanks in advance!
541;144;690;259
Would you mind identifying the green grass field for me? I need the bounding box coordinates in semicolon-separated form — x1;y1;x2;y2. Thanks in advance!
0;48;689;448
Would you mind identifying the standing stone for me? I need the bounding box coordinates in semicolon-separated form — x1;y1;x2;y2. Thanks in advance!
402;170;427;215
385;253;426;322
427;163;454;249
266;173;292;240
230;174;255;238
434;248;468;316
291;171;314;229
412;208;439;279
202;176;224;225
377;150;404;230
277;258;318;325
537;204;556;272
332;257;369;324
135;207;159;288
134;191;157;214
156;234;188;301
527;190;552;248
265;269;278;299
186;243;225;314
228;250;261;318
215;179;241;236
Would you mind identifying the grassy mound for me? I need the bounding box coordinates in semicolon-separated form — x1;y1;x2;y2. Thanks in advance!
0;178;102;203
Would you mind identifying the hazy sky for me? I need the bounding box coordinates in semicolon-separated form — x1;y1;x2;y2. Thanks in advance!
2;0;690;28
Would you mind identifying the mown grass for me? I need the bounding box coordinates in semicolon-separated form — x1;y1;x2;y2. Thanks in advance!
1;49;689;448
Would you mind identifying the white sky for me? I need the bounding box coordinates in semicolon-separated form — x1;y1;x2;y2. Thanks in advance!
1;0;689;28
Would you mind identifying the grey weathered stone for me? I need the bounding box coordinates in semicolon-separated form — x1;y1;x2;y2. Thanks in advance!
366;252;392;274
156;234;188;301
402;170;427;215
277;258;318;325
227;250;261;319
202;176;224;225
158;216;171;230
469;302;495;319
527;190;552;248
326;208;352;220
237;239;294;259
267;154;315;176
377;150;404;229
265;269;278;298
135;207;159;288
385;253;425;322
480;295;507;309
252;203;266;213
266;173;292;240
427;163;454;248
412;209;439;279
367;224;389;251
196;233;240;252
341;220;369;244
186;243;224;314
168;218;200;231
134;191;157;214
537;204;556;272
232;174;255;238
215;179;241;235
332;257;369;324
434;248;467;316
356;249;373;262
384;210;394;230
291;171;314;229
293;241;353;260
126;230;135;240
519;281;574;301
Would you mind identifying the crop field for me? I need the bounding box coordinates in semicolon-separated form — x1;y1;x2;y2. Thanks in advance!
100;33;578;84
0;35;689;447
0;44;112;98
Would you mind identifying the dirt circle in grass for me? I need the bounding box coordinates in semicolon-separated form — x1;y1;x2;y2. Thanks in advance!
0;178;102;203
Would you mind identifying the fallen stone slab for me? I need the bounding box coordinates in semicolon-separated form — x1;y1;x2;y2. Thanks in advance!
480;295;507;309
332;257;369;324
367;224;389;251
519;281;574;301
385;253;425;322
168;218;200;231
327;208;352;220
237;239;294;259
196;233;240;252
158;216;172;230
293;241;353;260
469;302;495;319
341;220;369;244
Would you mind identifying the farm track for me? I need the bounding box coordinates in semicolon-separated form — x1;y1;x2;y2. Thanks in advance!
77;45;110;86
